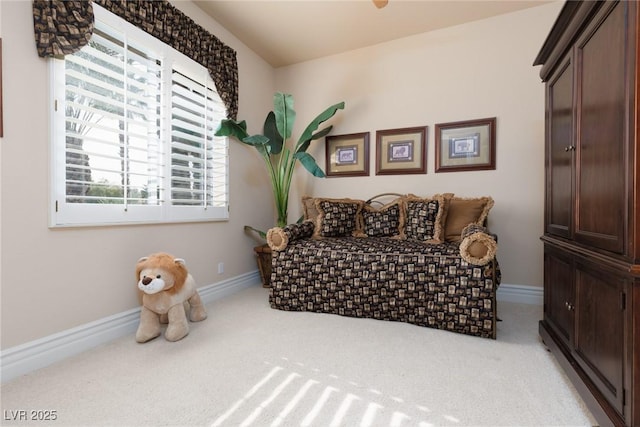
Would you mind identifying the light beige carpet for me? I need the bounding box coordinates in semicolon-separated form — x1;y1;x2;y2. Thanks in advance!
1;285;596;426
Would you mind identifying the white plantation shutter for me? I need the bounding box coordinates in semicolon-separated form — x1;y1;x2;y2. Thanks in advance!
170;69;227;208
51;4;228;226
63;23;162;207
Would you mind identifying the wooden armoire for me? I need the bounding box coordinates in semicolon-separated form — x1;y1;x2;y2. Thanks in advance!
534;1;639;426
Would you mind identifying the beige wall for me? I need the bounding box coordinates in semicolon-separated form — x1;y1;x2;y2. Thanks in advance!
1;1;563;350
275;2;563;289
0;0;275;349
0;0;3;353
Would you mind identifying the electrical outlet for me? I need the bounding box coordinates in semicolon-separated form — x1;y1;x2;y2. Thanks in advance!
217;262;224;274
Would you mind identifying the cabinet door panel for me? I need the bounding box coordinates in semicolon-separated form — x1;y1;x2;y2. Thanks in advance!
574;1;626;253
544;247;574;346
574;262;625;415
546;58;574;238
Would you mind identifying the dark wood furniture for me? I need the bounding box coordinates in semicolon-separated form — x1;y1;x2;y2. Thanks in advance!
534;1;639;425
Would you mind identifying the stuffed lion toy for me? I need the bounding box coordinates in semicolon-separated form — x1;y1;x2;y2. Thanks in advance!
135;252;207;343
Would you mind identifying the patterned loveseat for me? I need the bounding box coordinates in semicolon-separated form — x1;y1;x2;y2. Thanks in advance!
266;193;501;339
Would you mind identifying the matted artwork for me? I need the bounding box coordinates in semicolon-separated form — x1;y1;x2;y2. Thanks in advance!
325;132;370;177
435;117;496;172
376;126;427;175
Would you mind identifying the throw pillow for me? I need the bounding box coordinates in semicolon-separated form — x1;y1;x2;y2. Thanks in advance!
362;199;405;238
403;194;446;243
444;196;494;242
302;196;321;222
314;198;364;238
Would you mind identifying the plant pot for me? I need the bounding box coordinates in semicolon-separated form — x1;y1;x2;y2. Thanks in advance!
254;244;272;288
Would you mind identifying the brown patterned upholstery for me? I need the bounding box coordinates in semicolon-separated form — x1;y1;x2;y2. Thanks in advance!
270;235;501;339
362;199;405;238
404;194;446;243
314;199;364;238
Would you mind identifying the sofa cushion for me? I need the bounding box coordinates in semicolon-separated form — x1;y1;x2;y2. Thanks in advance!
459;223;497;265
404;194;446;243
266;220;316;251
362;199;405;238
444;196;494;242
302;196;321;222
314;198;364;238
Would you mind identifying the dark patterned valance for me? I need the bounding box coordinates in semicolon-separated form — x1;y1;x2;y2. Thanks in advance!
33;0;94;57
33;0;238;119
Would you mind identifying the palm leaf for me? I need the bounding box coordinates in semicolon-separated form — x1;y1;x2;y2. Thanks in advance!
273;93;295;141
263;111;283;154
243;134;271;157
295;152;326;177
297;125;333;154
296;102;345;151
215;119;249;141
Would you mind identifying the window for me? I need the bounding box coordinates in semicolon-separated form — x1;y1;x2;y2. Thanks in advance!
50;4;228;226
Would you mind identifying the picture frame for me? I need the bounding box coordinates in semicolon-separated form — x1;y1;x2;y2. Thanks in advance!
325;132;370;177
375;126;427;175
435;117;496;173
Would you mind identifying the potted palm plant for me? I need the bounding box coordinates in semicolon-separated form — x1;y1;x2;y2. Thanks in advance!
215;92;345;286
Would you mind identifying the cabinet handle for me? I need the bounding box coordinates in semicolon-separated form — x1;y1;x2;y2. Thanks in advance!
565;301;574;311
564;146;576;152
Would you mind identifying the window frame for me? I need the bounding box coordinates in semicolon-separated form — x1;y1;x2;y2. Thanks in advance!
49;4;229;228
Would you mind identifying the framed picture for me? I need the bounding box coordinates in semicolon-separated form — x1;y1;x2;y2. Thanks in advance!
325;132;370;177
375;126;427;175
435;117;496;172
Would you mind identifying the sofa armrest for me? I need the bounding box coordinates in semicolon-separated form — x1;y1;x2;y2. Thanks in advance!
459;224;498;266
266;220;316;251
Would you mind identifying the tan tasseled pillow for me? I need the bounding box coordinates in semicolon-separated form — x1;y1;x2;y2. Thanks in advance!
459;224;497;265
436;192;455;229
266;227;288;251
444;196;494;242
302;196;321;222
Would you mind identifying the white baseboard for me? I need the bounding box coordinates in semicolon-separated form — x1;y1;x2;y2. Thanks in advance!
0;271;261;384
497;283;543;305
1;275;538;384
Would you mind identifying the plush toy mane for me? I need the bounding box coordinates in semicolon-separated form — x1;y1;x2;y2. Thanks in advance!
136;252;188;295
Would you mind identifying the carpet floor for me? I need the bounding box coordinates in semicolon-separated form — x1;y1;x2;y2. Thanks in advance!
1;285;596;426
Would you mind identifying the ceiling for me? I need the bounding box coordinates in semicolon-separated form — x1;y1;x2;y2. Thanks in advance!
194;0;553;68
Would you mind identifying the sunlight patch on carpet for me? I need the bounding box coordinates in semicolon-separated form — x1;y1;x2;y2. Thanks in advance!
209;356;465;426
211;366;283;426
271;379;318;426
300;385;338;426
